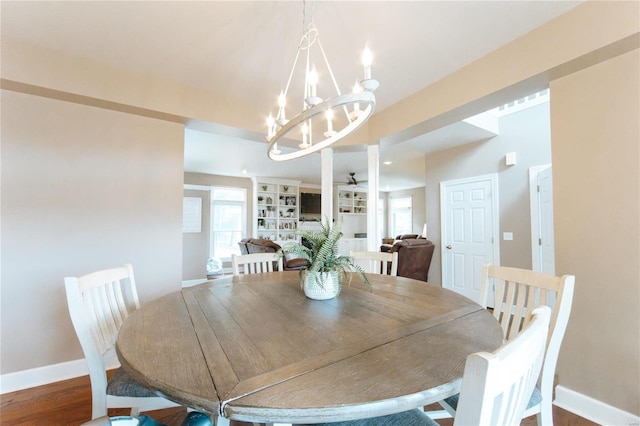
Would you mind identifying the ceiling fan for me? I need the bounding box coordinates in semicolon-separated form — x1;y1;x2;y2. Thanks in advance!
346;172;367;186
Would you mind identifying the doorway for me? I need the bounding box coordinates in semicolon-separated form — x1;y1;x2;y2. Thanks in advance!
529;165;556;275
440;174;500;302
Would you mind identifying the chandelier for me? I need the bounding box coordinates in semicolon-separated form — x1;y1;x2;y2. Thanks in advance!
266;1;379;161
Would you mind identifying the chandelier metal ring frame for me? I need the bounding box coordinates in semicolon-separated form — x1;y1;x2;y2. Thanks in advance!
267;91;375;161
265;14;379;161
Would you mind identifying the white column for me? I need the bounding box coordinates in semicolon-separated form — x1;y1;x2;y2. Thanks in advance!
321;148;334;224
367;144;379;251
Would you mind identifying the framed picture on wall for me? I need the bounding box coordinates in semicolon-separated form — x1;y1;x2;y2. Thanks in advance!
183;197;202;233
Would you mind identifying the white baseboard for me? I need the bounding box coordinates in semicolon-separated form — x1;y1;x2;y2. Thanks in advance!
181;278;209;288
1;359;87;394
555;385;640;425
0;358;120;394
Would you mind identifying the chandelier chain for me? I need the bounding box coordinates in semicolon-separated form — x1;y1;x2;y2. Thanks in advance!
302;0;314;34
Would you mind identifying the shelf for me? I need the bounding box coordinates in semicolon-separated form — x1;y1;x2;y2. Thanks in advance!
254;178;300;243
337;187;367;214
335;186;368;245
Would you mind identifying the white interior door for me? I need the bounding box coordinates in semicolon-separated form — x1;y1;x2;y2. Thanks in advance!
530;165;556;275
441;174;499;302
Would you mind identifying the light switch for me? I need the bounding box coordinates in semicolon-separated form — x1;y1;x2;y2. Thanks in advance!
503;232;513;241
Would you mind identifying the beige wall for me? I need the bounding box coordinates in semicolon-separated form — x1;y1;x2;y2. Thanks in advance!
424;103;552;284
1;90;184;373
551;49;639;414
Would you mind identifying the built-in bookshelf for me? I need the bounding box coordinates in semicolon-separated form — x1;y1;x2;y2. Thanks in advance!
254;178;300;243
335;185;368;254
337;186;367;214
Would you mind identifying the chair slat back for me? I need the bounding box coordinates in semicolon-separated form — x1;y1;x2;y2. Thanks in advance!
350;251;398;276
454;306;550;426
232;253;283;276
478;263;575;422
65;264;139;359
480;264;574;348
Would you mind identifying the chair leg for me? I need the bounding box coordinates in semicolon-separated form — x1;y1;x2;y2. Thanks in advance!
437;399;456;417
537;402;553;426
422;401;453;420
92;391;108;419
216;417;230;426
424;410;454;420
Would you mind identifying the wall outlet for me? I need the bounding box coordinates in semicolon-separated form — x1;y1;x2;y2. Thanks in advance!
503;232;513;241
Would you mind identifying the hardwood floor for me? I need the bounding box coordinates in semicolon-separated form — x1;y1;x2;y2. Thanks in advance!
0;375;598;426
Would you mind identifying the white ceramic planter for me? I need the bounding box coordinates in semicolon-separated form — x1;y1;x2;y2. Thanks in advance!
303;271;340;300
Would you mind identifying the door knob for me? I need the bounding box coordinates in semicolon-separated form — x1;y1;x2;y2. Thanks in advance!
446;245;452;249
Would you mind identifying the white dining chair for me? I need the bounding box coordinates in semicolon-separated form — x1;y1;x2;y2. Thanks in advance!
232;252;283;276
308;306;551;426
64;264;181;419
349;251;398;276
438;264;575;426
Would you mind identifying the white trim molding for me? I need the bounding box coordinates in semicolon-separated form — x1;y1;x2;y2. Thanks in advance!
182;278;209;288
555;385;640;426
1;359;87;394
0;358;120;394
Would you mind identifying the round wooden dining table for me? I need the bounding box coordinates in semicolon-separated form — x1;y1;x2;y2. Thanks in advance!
116;271;503;424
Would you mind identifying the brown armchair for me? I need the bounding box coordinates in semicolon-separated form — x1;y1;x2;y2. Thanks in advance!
395;234;420;240
380;238;435;282
238;238;308;270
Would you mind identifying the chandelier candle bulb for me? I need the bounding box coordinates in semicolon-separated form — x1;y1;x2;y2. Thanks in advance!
266;114;275;139
348;81;362;120
309;67;318;97
305;67;322;106
300;122;309;148
324;109;337;137
277;92;287;124
362;47;373;80
359;47;380;92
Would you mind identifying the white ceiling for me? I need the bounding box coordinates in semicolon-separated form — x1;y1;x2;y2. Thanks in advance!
2;1;581;190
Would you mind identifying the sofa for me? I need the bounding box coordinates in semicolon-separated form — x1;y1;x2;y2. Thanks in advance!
238;238;308;271
380;237;435;282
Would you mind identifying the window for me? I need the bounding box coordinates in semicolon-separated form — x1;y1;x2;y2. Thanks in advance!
210;187;246;261
390;196;412;237
489;89;549;117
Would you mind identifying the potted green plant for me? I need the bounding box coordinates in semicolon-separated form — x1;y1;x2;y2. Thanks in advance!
279;217;369;300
